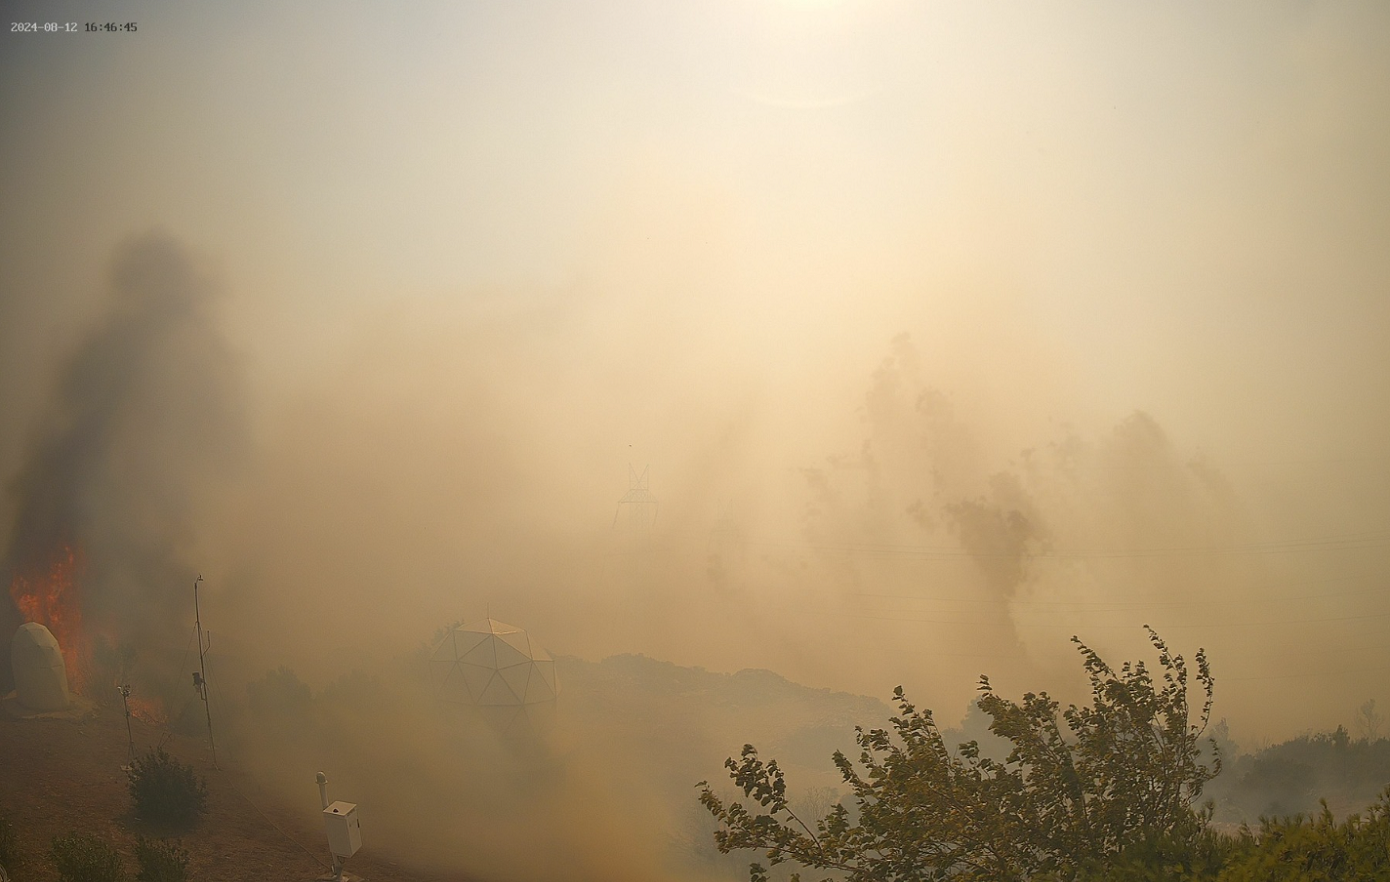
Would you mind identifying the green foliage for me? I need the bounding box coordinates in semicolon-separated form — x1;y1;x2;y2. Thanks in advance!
133;838;189;882
1217;788;1390;882
49;834;126;882
1069;818;1234;882
698;628;1220;882
127;749;208;826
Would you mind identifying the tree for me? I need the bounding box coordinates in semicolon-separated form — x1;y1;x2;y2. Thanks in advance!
698;628;1219;882
1355;699;1382;742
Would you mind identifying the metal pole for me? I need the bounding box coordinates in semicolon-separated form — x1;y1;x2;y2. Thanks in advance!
117;684;134;763
193;575;218;768
317;772;343;881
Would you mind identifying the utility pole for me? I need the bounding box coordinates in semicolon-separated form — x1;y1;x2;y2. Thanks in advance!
117;683;135;766
192;574;218;769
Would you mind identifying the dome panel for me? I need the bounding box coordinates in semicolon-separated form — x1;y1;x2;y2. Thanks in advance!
499;662;533;702
451;629;491;659
524;664;555;703
478;672;523;706
459;662;496;702
491;638;530;670
496;629;532;658
463;635;499;665
533;658;558;696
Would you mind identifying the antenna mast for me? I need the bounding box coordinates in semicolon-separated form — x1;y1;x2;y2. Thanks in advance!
192;574;218;768
117;683;135;766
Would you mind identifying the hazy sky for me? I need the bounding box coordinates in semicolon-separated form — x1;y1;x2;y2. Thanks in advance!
3;0;1389;743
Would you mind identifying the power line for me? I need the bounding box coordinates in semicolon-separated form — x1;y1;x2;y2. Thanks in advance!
783;605;1390;631
851;593;1390;619
854;573;1386;610
739;529;1390;561
1220;658;1390;683
1111;610;1390;631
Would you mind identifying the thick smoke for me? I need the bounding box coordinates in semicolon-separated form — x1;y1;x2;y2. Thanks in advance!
774;332;1271;709
0;237;1380;877
1;2;1386;877
194;320;1302;879
1;233;243;690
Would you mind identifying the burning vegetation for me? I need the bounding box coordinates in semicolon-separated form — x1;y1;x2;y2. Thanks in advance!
0;234;244;704
8;544;88;692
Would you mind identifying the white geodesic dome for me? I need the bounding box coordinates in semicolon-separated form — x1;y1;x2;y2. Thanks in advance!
11;622;70;711
428;618;558;730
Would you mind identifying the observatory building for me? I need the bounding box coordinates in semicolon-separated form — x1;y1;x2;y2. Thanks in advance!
10;622;71;711
428;618;559;731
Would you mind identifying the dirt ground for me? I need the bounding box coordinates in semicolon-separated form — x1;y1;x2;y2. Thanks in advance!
0;700;474;882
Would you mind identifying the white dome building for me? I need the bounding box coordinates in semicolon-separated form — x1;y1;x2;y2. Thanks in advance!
428;618;558;731
11;622;71;711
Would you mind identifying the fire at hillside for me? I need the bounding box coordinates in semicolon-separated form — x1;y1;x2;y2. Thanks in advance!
8;545;88;692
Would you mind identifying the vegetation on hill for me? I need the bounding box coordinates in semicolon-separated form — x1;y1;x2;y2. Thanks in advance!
1208;725;1390;822
699;630;1390;881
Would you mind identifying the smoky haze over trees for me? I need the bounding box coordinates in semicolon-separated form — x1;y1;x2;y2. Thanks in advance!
2;234;1385;878
2;1;1389;879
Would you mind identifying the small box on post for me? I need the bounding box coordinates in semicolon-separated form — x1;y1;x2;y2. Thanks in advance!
323;801;362;859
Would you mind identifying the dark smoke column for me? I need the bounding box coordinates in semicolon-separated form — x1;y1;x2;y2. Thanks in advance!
1;233;244;691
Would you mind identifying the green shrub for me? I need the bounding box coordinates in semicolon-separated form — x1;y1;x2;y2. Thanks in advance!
127;749;208;826
134;838;189;882
1069;822;1232;882
1217;790;1390;881
49;833;126;882
699;629;1221;881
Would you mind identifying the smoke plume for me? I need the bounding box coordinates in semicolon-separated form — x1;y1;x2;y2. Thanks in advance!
1;233;243;690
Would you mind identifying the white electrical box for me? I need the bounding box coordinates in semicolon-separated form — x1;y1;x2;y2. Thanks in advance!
323;801;362;858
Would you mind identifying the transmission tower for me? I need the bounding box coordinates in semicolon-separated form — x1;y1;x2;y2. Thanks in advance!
613;465;658;531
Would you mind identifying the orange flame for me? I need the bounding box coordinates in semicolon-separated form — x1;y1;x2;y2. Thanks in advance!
126;695;166;725
9;545;89;693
